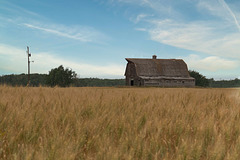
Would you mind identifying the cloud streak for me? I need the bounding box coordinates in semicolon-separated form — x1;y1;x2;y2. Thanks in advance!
218;0;240;32
0;1;43;19
131;14;153;23
23;23;107;43
0;1;108;44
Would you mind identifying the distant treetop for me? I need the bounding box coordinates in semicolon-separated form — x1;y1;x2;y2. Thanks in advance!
46;65;77;87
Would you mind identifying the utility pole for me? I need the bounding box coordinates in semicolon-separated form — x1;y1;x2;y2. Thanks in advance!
26;46;31;85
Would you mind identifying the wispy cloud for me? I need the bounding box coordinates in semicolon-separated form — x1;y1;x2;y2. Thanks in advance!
218;0;240;32
131;14;153;23
24;24;89;42
135;28;147;32
110;0;178;17
23;23;107;43
0;44;124;78
184;54;239;72
0;1;108;44
198;0;240;32
148;19;240;59
0;1;42;18
119;0;240;59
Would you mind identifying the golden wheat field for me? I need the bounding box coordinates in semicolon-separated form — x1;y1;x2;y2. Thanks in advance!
1;86;240;160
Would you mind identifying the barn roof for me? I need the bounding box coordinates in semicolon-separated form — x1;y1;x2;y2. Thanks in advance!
125;58;191;78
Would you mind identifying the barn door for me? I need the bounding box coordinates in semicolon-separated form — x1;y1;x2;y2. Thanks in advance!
130;79;134;86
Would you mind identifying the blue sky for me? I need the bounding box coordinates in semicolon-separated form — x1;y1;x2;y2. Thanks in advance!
0;0;240;79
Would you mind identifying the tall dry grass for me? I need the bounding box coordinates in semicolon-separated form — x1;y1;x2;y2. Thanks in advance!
0;86;240;159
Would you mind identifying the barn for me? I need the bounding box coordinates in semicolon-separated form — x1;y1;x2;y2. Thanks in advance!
124;55;195;87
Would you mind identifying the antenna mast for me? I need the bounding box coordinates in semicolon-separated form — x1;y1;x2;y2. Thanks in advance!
27;46;31;85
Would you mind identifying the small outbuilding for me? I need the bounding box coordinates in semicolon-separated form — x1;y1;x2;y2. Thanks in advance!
124;55;195;87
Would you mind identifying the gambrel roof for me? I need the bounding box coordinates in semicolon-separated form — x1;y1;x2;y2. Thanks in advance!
125;58;192;78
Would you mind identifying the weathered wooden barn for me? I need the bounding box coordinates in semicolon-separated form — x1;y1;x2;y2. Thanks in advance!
125;55;195;87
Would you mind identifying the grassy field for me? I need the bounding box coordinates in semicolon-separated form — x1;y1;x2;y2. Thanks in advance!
0;86;240;159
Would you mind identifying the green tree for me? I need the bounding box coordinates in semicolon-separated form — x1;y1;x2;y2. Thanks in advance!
46;65;77;87
189;70;209;87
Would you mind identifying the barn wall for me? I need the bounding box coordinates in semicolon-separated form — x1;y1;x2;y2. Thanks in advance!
143;79;195;87
125;62;141;86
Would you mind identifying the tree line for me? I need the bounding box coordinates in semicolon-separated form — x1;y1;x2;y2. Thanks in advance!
0;74;125;87
0;66;239;88
0;66;125;87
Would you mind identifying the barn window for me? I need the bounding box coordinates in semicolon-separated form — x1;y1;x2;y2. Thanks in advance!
182;81;185;84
